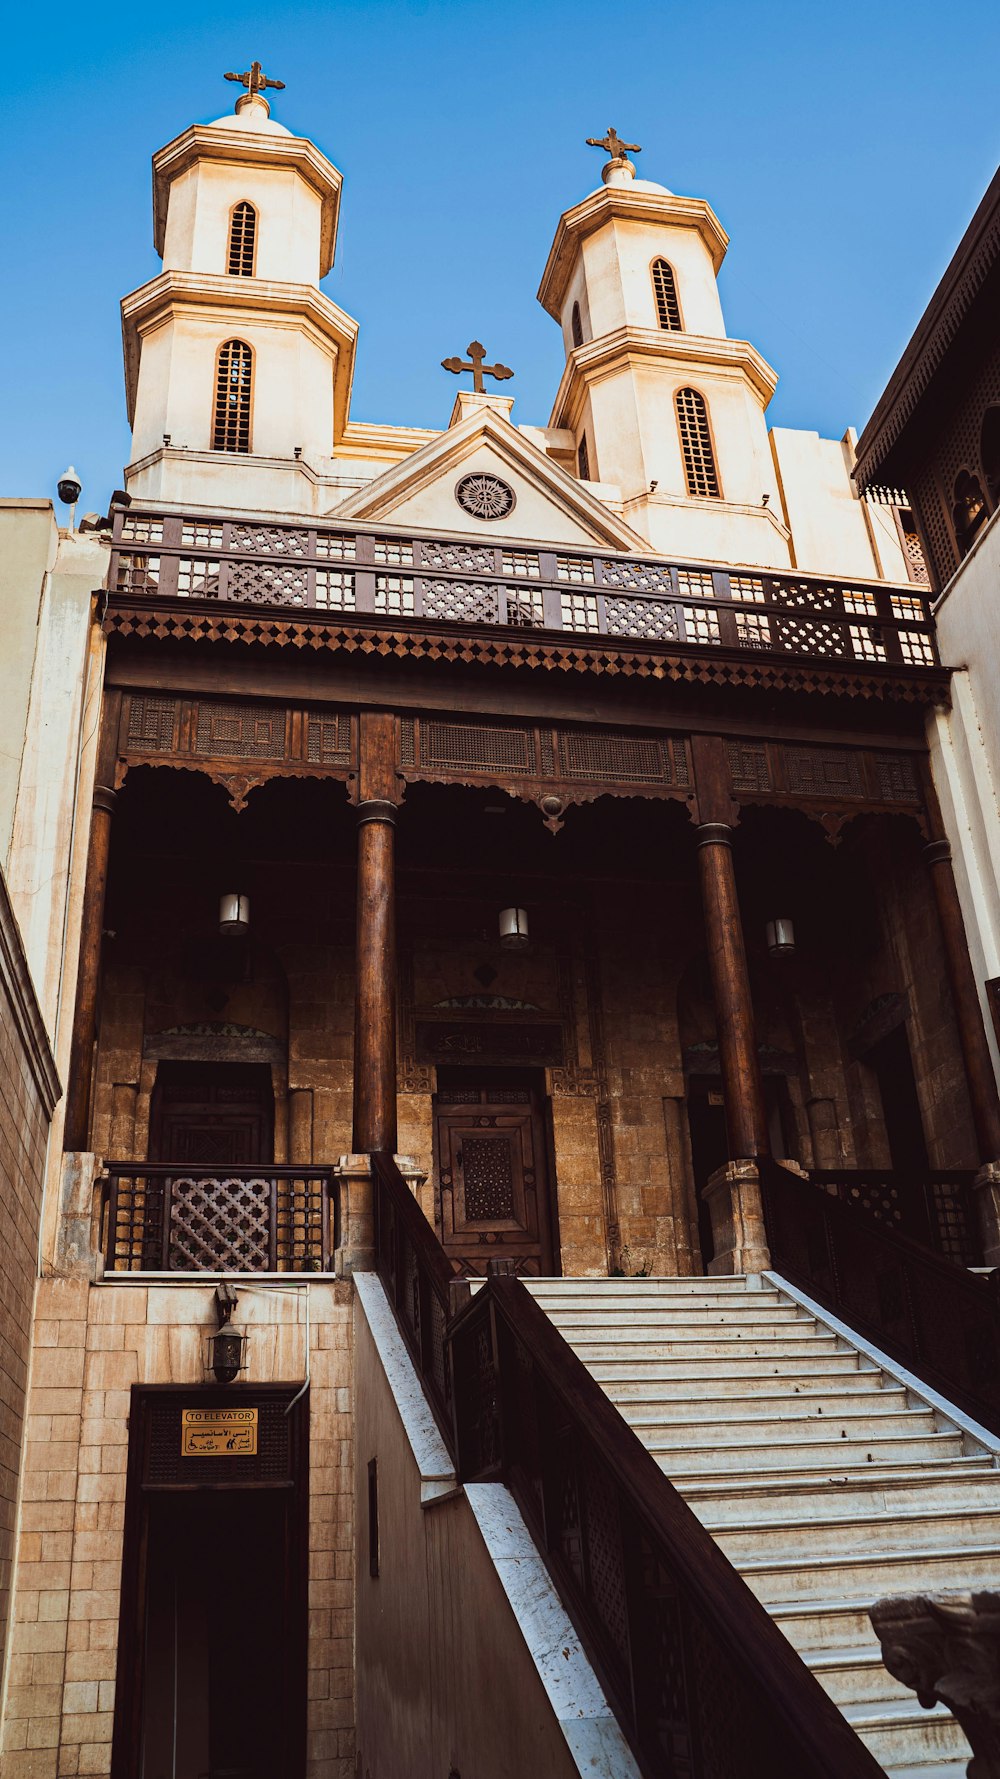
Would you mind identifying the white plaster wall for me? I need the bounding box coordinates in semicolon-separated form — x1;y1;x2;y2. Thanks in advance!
131;311;337;462
7;532;107;1042
769;428;880;578
0;504;56;859
578;215;725;341
374;440;610;547
353;1293;585;1779
162;160;323;285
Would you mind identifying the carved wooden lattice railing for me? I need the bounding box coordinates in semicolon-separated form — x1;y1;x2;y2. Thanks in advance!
109;506;939;669
809;1166;979;1266
761;1158;1000;1434
102;1163;338;1273
370;1153;881;1779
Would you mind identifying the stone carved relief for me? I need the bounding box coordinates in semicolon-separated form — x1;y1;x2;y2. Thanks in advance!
871;1592;1000;1777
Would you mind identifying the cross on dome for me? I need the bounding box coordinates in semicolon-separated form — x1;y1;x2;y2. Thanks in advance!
224;60;286;116
441;341;514;394
586;126;642;180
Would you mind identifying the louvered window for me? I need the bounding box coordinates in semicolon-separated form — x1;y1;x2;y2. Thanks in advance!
676;388;720;498
577;434;591;480
213;340;253;453
228;202;257;276
571;301;583;348
652;259;682;331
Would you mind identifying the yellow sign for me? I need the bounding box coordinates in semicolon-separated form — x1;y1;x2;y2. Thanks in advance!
181;1406;258;1457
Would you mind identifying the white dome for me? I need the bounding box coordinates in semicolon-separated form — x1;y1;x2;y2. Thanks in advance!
207;106;292;137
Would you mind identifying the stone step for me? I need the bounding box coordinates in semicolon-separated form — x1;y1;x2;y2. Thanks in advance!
586;1348;870;1380
771;1596;890;1654
711;1499;1000;1563
805;1645;915;1707
742;1538;1000;1605
544;1305;808;1329
617;1385;916;1424
602;1366;887;1402
657;1430;966;1476
636;1406;939;1449
843;1698;969;1768
528;1276;759;1295
562;1337;839;1359
682;1462;1000;1522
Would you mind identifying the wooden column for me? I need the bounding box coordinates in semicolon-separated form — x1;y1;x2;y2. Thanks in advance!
924;838;1000;1160
696;822;769;1161
64;688;122;1152
352;712;400;1155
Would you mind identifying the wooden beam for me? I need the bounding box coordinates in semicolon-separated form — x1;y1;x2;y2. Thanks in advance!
352;713;400;1155
64;688;123;1152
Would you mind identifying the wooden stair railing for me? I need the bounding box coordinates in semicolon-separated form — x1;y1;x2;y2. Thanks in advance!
760;1156;1000;1436
371;1153;882;1779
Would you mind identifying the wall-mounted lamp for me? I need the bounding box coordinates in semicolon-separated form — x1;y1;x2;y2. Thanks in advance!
219;892;251;938
208;1283;247;1384
499;906;529;950
765;917;795;958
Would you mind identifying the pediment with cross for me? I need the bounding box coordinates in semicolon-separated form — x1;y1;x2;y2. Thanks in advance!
328;406;645;552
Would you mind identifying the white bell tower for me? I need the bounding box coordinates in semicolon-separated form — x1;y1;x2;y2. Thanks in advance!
121;64;358;513
538;132;790;567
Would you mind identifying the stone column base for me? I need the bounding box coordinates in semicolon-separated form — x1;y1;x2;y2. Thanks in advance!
974;1162;1000;1269
703;1159;771;1275
54;1152;105;1280
335;1153;375;1275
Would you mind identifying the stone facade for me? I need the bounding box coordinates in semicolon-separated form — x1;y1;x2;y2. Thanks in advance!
1;1278;353;1778
0;871;60;1683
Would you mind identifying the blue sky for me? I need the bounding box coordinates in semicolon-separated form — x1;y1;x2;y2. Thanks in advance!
3;0;998;510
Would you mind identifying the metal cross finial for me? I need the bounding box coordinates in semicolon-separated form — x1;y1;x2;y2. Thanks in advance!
224;60;286;100
441;341;514;395
585;126;642;167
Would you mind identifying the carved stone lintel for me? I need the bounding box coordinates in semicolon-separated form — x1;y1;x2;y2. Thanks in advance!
871;1591;1000;1776
974;1162;1000;1270
703;1160;771;1276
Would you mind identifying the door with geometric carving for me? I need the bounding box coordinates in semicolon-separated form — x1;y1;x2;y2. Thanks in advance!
149;1061;274;1164
433;1080;555;1276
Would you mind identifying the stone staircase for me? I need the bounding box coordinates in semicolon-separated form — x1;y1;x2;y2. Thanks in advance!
527;1273;1000;1777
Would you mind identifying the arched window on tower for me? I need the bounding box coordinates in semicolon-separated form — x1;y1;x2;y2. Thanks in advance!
571;302;584;348
213;340;253;453
952;468;987;557
676;388;720;498
652;259;682;331
227;202;257;277
981;407;1000;506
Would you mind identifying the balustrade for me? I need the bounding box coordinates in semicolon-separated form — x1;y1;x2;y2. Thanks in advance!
109;507;939;668
102;1163;338;1273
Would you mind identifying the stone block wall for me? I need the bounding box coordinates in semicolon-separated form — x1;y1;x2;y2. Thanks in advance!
0;872;60;1683
1;1278;354;1778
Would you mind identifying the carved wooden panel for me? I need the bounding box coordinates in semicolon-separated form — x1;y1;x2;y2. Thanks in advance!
723;737;924;818
415;1021;564;1065
116;693;358;804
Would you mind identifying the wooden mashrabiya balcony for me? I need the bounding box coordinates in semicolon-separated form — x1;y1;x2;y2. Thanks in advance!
101;1162;338;1274
106;507;939;677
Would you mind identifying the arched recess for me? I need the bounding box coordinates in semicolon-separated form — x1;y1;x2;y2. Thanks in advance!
952;467;988;556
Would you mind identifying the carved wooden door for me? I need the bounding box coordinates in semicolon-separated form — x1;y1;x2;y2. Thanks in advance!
434;1083;555;1276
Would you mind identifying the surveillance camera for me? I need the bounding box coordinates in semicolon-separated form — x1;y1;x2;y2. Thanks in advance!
57;466;82;505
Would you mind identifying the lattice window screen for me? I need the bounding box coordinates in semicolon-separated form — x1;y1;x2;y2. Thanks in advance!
227;202;257;276
652;259;682;331
213;340;253;453
676;388;720;497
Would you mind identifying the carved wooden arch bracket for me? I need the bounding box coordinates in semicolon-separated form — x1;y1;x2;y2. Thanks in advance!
732;796;929;846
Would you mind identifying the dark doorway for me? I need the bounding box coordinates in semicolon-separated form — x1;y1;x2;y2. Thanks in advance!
113;1386;308;1779
149;1062;274;1165
433;1070;558;1275
140;1491;286;1778
687;1075;795;1268
868;1024;929;1174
